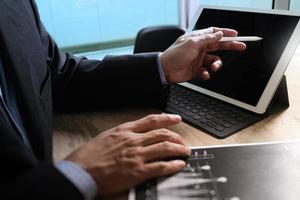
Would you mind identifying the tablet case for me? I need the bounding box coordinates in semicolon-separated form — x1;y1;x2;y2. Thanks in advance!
166;75;289;138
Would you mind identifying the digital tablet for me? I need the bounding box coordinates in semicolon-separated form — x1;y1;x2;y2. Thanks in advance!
180;6;300;114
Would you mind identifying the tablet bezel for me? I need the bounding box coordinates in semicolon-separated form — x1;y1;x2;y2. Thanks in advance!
180;5;300;114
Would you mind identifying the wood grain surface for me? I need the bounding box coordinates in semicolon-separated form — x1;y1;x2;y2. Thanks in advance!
53;53;300;162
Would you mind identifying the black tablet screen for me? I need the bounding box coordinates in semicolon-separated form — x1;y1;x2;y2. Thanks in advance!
189;9;299;106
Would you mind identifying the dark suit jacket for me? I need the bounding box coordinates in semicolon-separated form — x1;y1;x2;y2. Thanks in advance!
0;0;167;199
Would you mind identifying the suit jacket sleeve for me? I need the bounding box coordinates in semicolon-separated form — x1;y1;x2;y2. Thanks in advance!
1;1;168;199
2;162;84;200
35;13;168;111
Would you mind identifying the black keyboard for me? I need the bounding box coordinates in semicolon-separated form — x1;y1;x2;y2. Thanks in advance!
166;85;264;138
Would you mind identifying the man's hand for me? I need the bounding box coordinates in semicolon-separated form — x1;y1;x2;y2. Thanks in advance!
66;114;190;196
161;27;247;83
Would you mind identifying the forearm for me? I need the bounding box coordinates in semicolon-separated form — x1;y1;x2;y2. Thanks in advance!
53;53;169;111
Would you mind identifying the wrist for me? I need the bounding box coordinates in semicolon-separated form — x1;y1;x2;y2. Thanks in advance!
160;52;170;83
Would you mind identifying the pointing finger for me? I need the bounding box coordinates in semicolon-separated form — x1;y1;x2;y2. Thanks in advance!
122;114;182;133
213;27;238;37
183;31;223;50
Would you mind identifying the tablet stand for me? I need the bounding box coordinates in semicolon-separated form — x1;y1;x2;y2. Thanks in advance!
263;75;289;116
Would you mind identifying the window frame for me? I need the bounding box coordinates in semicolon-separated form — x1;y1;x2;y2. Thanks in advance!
180;0;291;29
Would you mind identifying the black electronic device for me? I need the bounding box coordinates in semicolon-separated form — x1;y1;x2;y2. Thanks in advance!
166;6;300;138
130;141;300;200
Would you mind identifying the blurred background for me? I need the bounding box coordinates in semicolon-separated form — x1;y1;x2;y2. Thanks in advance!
35;0;300;59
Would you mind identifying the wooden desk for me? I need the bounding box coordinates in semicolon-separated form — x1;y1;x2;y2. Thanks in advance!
53;53;300;162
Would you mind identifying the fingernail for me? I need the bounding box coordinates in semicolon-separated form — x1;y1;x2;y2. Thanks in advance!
202;71;210;80
170;114;182;121
175;115;182;122
187;148;192;155
173;160;186;167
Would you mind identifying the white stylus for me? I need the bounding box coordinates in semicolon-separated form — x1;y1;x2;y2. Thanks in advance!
220;36;263;42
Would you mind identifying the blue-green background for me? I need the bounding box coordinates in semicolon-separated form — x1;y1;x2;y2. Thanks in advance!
35;0;299;58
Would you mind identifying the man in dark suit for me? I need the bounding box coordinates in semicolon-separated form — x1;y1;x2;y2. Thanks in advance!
0;0;246;199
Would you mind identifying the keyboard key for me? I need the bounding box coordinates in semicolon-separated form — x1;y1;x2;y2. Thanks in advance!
214;107;222;112
198;118;208;124
213;119;232;128
210;101;217;105
229;119;238;125
184;111;194;117
191;108;199;113
212;118;225;126
202;108;209;112
200;102;208;106
185;106;192;110
206;121;218;128
215;126;225;132
215;113;224;119
198;111;206;116
207;105;214;109
192;115;201;120
205;115;214;120
221;110;230;115
208;111;217;116
235;116;245;122
223;123;232;128
196;105;202;109
168;85;262;138
229;113;238;118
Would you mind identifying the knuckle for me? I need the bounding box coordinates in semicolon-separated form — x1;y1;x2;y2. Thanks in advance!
147;114;159;124
185;37;197;46
156;163;168;172
158;128;170;136
209;27;215;31
172;134;183;143
106;132;121;141
124;136;139;147
117;158;145;180
118;148;143;165
131;161;146;179
132;146;144;155
161;141;173;152
120;146;145;161
159;129;182;142
152;129;168;140
202;34;213;40
114;125;126;132
164;114;174;122
180;146;191;155
120;148;131;157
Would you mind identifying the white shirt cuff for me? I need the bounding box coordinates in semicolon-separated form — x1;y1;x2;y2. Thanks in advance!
157;53;169;85
55;160;98;200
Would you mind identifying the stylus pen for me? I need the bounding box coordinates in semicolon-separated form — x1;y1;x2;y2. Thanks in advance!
220;36;263;42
